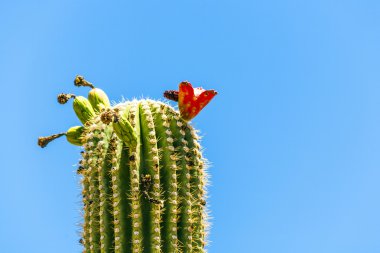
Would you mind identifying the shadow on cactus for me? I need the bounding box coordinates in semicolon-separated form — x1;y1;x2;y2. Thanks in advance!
38;76;217;253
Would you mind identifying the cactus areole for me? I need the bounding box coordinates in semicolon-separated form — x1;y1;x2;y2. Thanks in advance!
38;76;217;253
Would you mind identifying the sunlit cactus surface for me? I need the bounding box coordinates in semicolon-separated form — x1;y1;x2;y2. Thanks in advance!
38;76;217;253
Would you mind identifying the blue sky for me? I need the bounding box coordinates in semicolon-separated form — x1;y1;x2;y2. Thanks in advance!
1;1;380;252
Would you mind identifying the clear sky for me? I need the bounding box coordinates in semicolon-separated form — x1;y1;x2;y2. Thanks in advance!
1;1;380;252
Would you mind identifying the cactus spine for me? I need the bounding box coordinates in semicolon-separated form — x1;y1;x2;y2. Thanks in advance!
38;76;210;253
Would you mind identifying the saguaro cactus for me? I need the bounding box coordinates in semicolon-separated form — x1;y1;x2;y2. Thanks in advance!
38;76;217;253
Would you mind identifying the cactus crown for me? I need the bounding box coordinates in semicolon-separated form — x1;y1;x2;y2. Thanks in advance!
38;76;216;253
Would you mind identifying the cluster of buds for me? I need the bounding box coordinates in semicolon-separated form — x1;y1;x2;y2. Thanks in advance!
39;76;217;148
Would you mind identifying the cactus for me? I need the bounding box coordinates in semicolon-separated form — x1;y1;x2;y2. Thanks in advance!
38;76;217;253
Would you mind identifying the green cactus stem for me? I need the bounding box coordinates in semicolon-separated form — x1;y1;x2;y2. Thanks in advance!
39;77;211;253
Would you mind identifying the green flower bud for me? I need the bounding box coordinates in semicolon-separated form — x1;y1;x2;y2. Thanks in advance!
73;96;95;124
66;126;84;146
88;88;111;112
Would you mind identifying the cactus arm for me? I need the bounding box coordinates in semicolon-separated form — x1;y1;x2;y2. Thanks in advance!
87;147;101;253
185;127;208;252
139;101;162;252
82;122;105;252
109;102;134;253
128;102;144;253
81;151;91;253
150;102;179;252
115;142;134;253
169;112;193;252
108;135;124;252
98;127;115;252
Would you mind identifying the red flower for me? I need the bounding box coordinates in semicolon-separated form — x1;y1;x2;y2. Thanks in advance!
178;81;217;121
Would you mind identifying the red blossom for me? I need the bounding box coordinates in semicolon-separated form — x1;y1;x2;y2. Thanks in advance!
178;81;217;121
